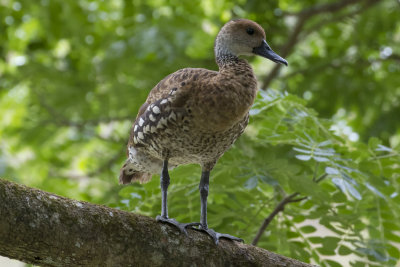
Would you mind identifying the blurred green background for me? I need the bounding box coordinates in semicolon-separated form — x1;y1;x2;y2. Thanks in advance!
1;0;400;266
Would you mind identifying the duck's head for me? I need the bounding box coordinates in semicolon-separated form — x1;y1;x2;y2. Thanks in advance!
215;19;288;66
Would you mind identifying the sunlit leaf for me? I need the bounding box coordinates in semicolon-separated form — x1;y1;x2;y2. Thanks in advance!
325;167;340;175
295;154;312;161
345;181;362;200
366;183;385;199
314;156;329;162
317;140;332;147
293;147;312;154
243;176;258;189
258;175;279;186
376;144;393;152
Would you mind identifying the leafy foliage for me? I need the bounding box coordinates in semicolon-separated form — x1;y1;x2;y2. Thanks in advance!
1;0;400;266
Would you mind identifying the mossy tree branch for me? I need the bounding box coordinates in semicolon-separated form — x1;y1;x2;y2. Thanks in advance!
0;179;314;267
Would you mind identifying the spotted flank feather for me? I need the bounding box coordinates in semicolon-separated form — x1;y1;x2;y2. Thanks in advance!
131;92;184;147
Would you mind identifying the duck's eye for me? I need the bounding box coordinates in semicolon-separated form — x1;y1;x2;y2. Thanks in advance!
246;28;255;35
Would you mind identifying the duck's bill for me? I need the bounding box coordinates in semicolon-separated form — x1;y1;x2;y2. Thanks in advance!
253;40;288;66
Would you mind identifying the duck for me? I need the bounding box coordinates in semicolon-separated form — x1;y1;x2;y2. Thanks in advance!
119;18;287;244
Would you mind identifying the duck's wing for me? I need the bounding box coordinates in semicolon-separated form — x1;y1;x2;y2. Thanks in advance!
127;68;217;151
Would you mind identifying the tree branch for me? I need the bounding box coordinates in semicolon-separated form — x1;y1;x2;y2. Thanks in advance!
0;179;314;267
261;0;379;90
295;0;362;17
252;172;329;246
261;16;306;89
303;0;380;36
251;192;303;246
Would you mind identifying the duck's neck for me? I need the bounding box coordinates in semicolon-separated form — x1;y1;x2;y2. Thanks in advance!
214;36;257;86
215;52;240;67
213;51;258;124
214;40;253;74
216;52;256;87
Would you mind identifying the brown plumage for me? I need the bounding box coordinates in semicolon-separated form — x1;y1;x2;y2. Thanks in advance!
119;19;287;244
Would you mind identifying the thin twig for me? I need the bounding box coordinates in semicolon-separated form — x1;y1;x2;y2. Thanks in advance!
289;196;308;203
315;173;328;183
261;0;378;90
251;192;302;245
296;0;361;17
303;0;380;36
281;52;400;81
252;169;328;246
261;16;307;89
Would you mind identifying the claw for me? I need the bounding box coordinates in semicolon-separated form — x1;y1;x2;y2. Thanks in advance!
156;215;200;235
196;227;244;245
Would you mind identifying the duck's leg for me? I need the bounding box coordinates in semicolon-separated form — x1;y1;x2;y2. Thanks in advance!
198;170;244;245
156;160;200;235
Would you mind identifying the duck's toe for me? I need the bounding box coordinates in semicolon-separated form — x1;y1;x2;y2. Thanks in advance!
156;215;200;236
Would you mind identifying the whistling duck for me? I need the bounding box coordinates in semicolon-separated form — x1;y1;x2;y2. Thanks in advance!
120;19;287;244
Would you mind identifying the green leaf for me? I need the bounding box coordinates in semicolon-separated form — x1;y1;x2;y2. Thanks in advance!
366;183;385;198
314;156;329;162
317;237;340;256
258;175;279;186
325;167;340;175
309;237;324;244
338;245;352;255
300;225;317;234
323;260;342;267
243;176;258;189
331;178;362;200
295;154;312;161
368;137;382;150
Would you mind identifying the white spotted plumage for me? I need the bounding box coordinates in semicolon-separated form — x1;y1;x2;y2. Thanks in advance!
139;118;145;126
138;132;144;139
152;106;161;114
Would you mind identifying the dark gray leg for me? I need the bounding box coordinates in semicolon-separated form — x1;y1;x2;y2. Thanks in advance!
197;170;244;245
160;160;169;218
199;171;210;228
156;160;200;235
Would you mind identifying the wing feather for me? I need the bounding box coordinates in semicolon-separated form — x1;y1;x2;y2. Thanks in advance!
127;68;217;149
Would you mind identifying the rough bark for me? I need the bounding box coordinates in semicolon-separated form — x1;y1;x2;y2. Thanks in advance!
0;179;315;267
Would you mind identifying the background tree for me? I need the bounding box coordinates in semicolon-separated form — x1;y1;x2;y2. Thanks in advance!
1;0;399;266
